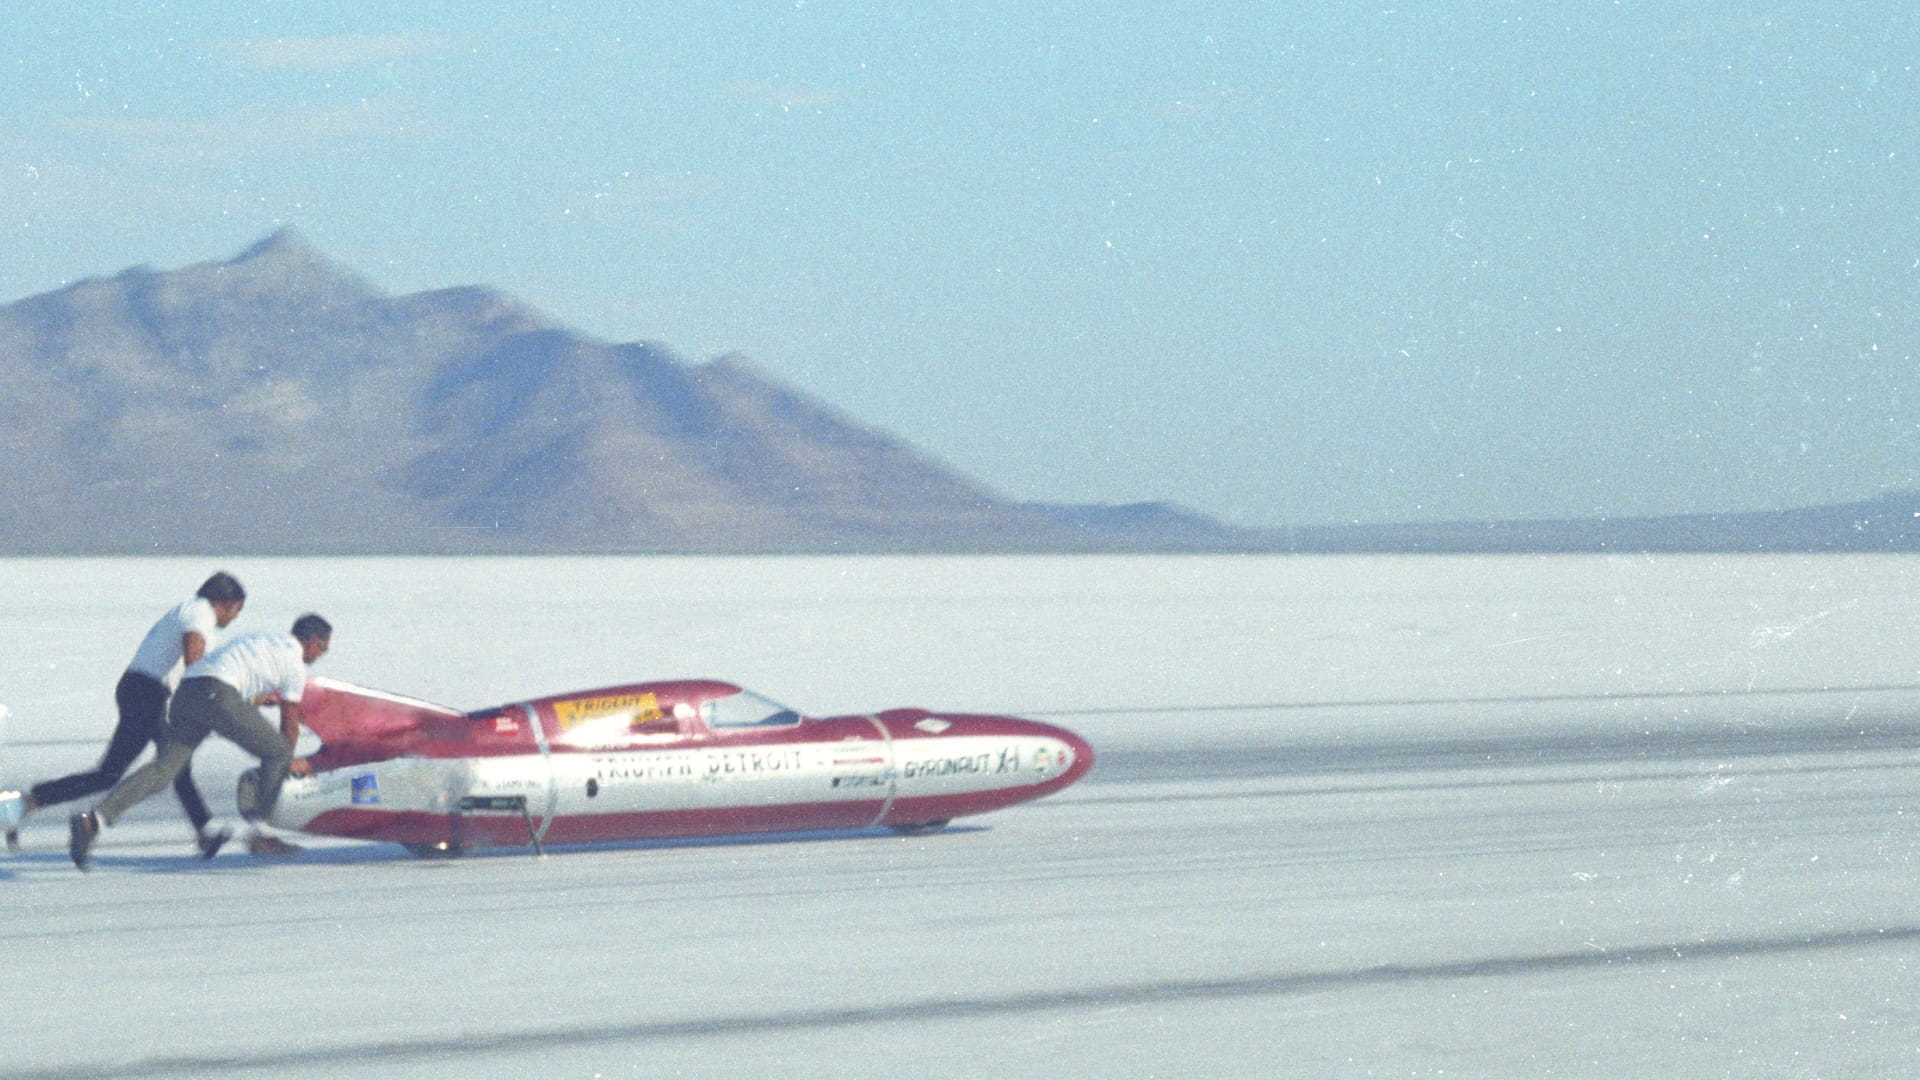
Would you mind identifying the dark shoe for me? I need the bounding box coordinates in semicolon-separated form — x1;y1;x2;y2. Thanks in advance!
198;826;233;860
69;812;99;871
246;834;303;857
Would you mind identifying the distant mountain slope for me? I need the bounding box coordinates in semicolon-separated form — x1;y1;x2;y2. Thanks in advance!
0;230;1182;553
1264;490;1920;553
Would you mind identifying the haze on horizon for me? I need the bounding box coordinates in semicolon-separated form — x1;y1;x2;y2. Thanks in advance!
4;3;1917;530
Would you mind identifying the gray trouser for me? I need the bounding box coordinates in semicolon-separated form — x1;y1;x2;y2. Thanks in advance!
96;677;292;827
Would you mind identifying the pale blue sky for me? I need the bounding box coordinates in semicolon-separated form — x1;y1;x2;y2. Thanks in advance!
4;3;1917;527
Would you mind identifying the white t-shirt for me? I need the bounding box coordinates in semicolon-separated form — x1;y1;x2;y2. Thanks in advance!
184;632;309;705
125;597;220;686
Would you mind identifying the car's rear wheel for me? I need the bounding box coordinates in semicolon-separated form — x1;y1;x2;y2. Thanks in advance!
887;819;951;836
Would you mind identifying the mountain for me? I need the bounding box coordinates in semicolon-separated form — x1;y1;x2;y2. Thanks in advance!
2;230;1915;555
0;230;1260;554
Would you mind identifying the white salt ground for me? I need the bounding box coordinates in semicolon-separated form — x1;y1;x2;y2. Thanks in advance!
3;554;1919;1078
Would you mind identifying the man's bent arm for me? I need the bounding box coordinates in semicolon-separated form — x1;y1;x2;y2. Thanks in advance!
281;699;313;777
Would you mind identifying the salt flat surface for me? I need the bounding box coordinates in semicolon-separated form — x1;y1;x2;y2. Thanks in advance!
4;555;1920;1078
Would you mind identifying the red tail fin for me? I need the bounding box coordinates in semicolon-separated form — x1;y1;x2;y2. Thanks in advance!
301;677;463;750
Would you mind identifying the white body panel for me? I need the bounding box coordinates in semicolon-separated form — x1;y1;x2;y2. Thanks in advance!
268;732;1081;832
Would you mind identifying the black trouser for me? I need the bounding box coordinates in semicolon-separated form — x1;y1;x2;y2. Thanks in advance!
29;671;212;832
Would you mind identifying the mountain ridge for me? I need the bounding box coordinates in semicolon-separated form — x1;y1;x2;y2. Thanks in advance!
2;231;1916;554
0;231;1191;553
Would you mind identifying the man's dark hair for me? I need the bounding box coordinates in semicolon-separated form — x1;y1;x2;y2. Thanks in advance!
291;613;332;642
197;572;246;606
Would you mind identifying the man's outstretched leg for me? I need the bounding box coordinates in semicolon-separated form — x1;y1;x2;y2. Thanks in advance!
71;733;203;871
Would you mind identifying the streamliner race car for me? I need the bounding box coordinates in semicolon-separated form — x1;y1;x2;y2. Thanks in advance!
244;677;1094;857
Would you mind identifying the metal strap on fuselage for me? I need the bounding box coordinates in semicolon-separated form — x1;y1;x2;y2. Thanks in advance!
861;714;898;829
523;702;557;845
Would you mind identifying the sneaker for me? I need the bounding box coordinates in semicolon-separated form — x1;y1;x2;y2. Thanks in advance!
246;834;303;857
4;792;23;853
197;825;234;860
69;812;99;871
